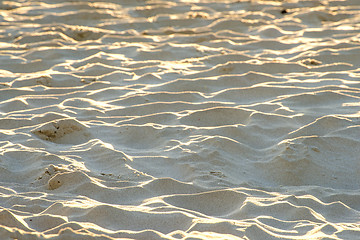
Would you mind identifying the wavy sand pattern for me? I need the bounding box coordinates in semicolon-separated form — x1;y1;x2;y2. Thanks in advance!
1;0;360;239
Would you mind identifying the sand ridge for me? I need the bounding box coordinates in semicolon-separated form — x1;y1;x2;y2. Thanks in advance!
0;0;360;239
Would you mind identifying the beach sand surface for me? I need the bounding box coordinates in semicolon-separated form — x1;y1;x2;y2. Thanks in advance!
0;0;360;239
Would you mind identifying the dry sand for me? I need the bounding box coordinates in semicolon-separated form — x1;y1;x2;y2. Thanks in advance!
1;0;360;239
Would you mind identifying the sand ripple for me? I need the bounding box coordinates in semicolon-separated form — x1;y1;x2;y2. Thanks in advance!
0;0;360;239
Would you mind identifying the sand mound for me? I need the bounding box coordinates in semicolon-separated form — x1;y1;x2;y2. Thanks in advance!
31;118;91;144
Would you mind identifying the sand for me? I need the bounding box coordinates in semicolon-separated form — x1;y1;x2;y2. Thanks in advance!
0;0;360;239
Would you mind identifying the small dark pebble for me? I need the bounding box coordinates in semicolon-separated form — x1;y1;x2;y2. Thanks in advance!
281;9;288;14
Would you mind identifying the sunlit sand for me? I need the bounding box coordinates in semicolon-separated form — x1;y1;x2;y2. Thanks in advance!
0;0;360;239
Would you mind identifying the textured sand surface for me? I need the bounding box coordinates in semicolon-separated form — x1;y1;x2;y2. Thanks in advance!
1;0;360;239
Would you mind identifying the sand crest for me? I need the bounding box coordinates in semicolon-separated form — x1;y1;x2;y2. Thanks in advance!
0;0;360;239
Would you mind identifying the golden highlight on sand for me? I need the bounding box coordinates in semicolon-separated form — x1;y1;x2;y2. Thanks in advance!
0;0;360;239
